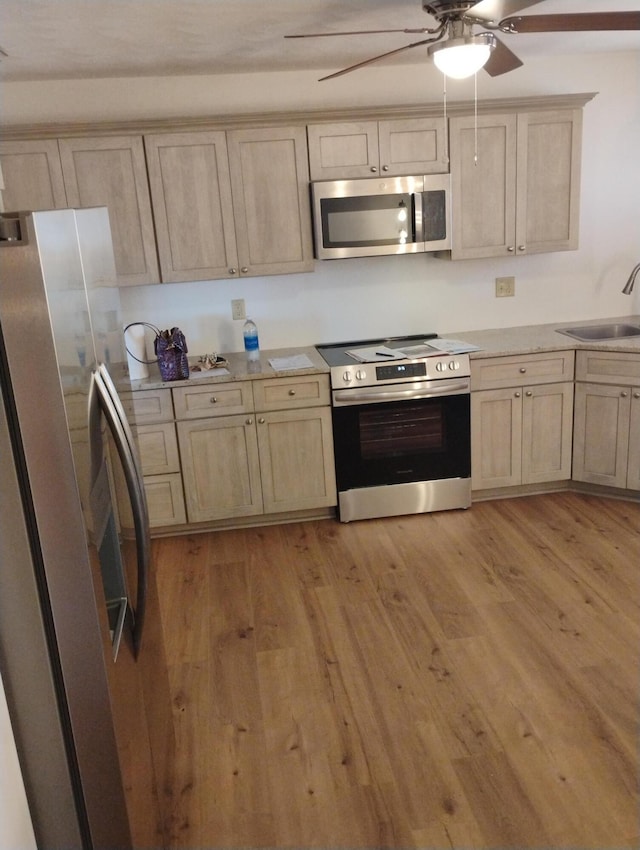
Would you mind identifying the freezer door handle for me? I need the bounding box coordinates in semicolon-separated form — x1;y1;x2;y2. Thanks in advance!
92;364;150;656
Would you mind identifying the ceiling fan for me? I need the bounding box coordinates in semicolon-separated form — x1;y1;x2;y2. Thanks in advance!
285;1;640;81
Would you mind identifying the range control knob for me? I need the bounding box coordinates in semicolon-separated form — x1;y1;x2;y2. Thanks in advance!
356;369;367;381
342;371;353;384
448;360;459;370
436;361;446;372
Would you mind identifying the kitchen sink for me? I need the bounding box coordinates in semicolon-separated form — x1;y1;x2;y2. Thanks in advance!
556;323;640;341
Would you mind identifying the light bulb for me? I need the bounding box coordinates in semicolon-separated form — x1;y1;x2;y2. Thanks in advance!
429;33;495;80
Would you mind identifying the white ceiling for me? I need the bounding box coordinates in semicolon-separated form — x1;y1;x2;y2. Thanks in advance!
0;0;638;83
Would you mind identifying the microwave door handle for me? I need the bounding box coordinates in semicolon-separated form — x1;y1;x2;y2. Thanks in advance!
413;191;424;246
93;367;150;657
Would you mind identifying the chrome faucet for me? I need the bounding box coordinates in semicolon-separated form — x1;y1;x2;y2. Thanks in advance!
622;263;640;294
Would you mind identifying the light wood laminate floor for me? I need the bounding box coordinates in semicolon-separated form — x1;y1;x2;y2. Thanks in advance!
154;492;639;848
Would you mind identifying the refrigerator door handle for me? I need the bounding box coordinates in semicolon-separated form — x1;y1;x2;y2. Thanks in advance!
92;365;150;656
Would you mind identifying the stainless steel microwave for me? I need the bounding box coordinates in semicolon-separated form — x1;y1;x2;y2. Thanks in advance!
311;174;451;260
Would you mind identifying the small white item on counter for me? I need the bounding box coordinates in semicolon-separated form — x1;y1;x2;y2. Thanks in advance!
124;323;149;379
426;339;483;354
346;346;405;363
268;353;315;372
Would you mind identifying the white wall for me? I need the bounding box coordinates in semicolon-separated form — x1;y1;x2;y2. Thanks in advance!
2;51;639;354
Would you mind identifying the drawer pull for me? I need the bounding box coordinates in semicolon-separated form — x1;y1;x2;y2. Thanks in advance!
288;389;296;396
519;367;527;373
210;396;218;404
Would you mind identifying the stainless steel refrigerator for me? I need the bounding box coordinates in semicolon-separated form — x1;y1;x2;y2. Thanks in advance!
0;208;174;848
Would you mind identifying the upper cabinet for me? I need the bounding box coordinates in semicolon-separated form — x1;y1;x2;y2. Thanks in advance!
307;117;448;181
145;130;238;282
0;139;68;211
145;125;314;282
448;109;582;260
58;136;160;286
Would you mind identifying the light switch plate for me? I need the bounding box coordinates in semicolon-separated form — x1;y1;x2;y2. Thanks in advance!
495;276;515;297
231;298;246;320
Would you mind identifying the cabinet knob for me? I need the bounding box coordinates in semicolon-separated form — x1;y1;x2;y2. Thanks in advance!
241;267;249;274
519;367;527;373
229;268;237;275
525;390;533;397
514;391;521;398
245;417;253;425
258;416;265;424
621;391;629;398
288;388;296;396
634;392;640;399
210;396;218;404
518;245;526;252
382;165;389;172
370;166;377;173
507;246;515;253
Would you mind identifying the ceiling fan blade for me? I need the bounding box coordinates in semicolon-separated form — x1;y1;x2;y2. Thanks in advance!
500;12;640;34
319;30;445;81
467;0;544;25
286;27;438;39
483;35;523;76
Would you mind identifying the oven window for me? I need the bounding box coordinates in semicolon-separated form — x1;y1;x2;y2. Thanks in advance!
332;394;470;490
360;403;444;458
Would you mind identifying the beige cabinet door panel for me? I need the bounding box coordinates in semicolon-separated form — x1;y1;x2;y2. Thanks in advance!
627;394;640;491
450;113;517;260
471;387;522;490
119;388;173;425
517;109;581;254
0;139;67;210
227;126;314;276
307;122;379;180
145;474;187;528
522;382;573;483
145;131;239;282
135;423;180;476
58;136;159;286
177;416;262;522
572;382;631;488
257;408;336;514
377;117;448;175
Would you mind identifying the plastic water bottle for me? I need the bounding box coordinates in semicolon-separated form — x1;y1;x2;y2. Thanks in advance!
243;318;260;361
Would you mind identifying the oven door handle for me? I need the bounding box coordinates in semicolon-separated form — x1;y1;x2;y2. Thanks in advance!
333;379;470;405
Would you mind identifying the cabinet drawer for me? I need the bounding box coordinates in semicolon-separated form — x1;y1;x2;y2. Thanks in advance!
135;422;180;475
471;351;575;390
120;388;173;424
575;350;640;386
253;374;330;411
173;381;254;419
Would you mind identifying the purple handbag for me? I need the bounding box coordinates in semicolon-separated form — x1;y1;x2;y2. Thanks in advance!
124;322;190;382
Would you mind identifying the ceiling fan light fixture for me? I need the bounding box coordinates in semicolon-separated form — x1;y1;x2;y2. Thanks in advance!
429;32;496;79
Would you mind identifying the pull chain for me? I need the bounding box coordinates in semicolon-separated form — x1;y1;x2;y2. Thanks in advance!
442;74;449;166
474;71;479;165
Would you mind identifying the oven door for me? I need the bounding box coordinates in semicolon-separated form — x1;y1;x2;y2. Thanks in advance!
331;382;470;492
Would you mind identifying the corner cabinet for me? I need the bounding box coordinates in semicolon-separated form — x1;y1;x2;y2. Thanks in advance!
0;139;68;210
572;351;640;491
307;117;448;180
471;351;575;492
145;125;314;282
448;109;582;260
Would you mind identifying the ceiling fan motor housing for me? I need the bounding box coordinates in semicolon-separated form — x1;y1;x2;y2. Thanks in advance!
422;2;484;22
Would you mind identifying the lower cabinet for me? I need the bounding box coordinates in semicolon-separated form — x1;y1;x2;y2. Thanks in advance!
175;374;336;524
572;350;640;491
471;352;575;492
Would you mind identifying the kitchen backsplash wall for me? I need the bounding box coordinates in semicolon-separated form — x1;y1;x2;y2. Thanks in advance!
2;52;638;355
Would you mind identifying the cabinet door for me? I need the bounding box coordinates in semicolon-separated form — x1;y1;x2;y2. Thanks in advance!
471;387;522;490
627;393;640;491
227;126;314;276
257;408;336;514
517;109;582;254
449;113;517;260
144;474;187;528
522;382;573;484
177;416;262;522
0;140;67;211
144;131;239;282
307;122;379;180
58;136;159;286
377;118;448;175
572;382;631;488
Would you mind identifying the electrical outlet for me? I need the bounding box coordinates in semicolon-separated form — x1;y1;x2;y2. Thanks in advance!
495;276;515;297
231;298;246;320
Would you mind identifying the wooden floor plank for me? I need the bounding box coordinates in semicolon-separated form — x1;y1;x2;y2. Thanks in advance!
154;492;640;847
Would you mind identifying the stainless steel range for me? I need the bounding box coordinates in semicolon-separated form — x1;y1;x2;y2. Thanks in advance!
316;334;471;522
